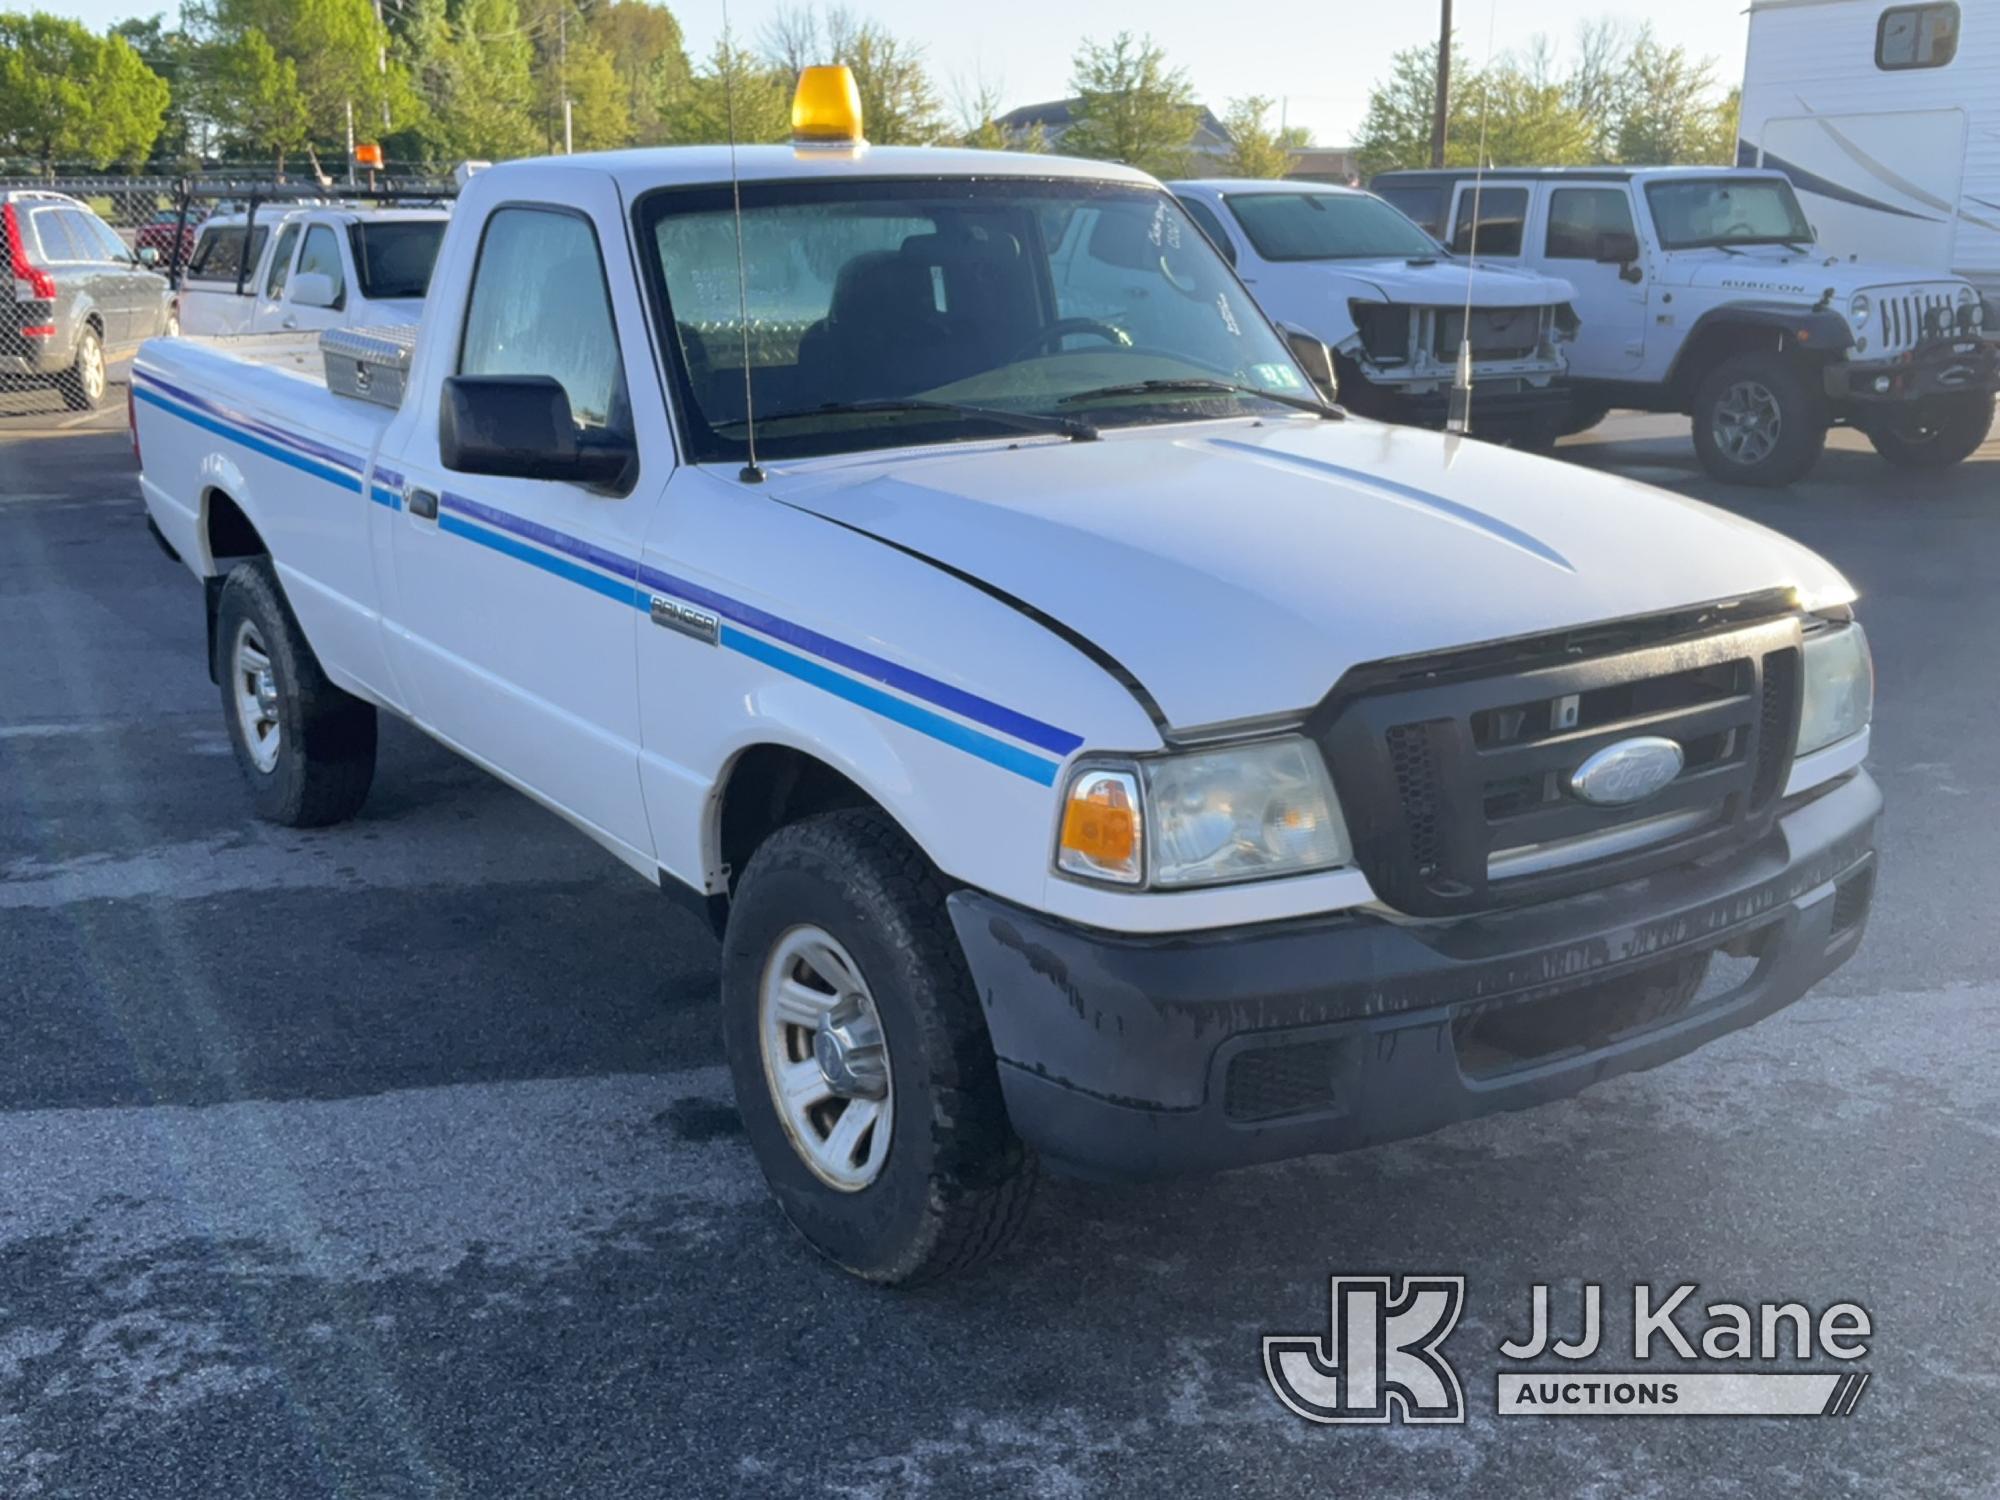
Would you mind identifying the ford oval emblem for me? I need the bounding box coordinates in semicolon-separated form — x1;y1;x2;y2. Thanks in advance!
1570;737;1685;807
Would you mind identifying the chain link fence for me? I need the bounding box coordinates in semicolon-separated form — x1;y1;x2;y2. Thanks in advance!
2;168;456;407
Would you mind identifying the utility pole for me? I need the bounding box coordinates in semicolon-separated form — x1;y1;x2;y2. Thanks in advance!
1430;0;1452;168
373;0;390;131
559;4;572;154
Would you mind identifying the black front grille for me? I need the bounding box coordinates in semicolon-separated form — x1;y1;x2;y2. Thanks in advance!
1320;612;1805;917
1351;302;1412;363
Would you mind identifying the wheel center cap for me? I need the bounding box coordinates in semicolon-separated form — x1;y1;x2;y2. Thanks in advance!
814;1005;888;1099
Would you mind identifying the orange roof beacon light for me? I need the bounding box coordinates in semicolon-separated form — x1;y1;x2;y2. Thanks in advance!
354;143;384;169
792;65;866;148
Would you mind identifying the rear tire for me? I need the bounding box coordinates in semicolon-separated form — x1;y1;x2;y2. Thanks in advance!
215;559;377;827
57;326;106;412
1864;392;1994;470
721;808;1037;1284
1560;400;1611;438
1691;353;1827;487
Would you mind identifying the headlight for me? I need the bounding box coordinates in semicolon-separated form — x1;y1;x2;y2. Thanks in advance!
1958;285;1977;306
1055;738;1351;889
1796;622;1873;757
1848;292;1870;330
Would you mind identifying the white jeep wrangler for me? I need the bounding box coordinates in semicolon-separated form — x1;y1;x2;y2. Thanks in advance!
1373;166;1998;485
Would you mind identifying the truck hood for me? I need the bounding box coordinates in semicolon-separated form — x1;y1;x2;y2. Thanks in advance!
766;419;1852;730
1342;257;1576;308
1668;247;1964;298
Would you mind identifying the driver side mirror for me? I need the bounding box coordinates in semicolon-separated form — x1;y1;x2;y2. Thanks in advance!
1282;326;1339;403
136;245;160;268
289;271;340;309
440;375;635;490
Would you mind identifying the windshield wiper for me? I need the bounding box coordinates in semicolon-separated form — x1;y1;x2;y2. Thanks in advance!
1056;378;1343;419
716;398;1097;442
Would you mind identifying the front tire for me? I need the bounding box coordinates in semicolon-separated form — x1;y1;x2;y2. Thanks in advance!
721;809;1037;1284
215;559;377;827
57;326;106;412
1691;353;1827;486
1864;392;1994;470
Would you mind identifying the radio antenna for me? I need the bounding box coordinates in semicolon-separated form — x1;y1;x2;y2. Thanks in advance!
1446;0;1500;437
722;0;763;483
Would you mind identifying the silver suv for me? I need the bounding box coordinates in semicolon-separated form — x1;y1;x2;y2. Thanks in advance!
3;190;176;410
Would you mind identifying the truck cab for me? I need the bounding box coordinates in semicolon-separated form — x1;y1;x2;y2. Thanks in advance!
1373;166;1998;484
178;206;448;339
134;78;1881;1283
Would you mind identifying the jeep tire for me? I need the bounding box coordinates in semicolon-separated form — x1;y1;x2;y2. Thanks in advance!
1864;392;1995;470
1692;352;1828;487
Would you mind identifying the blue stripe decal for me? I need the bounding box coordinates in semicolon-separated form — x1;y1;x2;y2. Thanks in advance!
1755;146;1942;224
134;369;368;475
134;387;363;495
722;628;1061;786
133;384;1076;782
438;489;1083;757
439;513;646;609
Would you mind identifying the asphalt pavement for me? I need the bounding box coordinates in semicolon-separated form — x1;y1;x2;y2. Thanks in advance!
2;392;1996;1497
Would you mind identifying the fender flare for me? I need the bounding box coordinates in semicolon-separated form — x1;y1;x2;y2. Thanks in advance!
1666;301;1854;389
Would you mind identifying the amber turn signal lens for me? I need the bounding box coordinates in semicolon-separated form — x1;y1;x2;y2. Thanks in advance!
1057;769;1142;884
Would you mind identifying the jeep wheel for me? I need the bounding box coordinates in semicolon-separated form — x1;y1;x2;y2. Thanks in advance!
57;326;106;412
1864;392;1994;470
216;559;378;827
1692;354;1827;487
1560;400;1611;438
721;808;1037;1284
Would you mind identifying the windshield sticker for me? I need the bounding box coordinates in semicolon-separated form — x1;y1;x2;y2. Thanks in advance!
1216;292;1241;337
1149;201;1182;249
1253;362;1304;390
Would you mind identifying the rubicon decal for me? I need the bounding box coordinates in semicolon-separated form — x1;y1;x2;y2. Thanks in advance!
1266;1279;1872;1424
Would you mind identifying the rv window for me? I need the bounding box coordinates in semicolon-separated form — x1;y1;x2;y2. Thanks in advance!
1876;3;1959;68
1450;187;1527;257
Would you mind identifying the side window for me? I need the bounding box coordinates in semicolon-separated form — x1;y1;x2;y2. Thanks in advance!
1450;186;1528;256
187;226;266;283
30;209;83;262
1176;196;1237;266
1377;183;1445;237
74;211;126;262
460;206;628;433
1877;2;1958;68
1545;188;1638;259
296;224;346;308
266;222;302;298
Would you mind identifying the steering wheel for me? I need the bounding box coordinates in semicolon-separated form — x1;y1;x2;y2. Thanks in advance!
1013;318;1132;361
1720;221;1755;237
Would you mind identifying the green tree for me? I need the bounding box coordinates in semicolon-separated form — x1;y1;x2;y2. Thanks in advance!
664;40;791;145
1355;41;1476;177
1614;32;1734;164
209;26;308;173
439;0;540;161
1465;66;1595;167
557;30;632;151
191;0;399;162
595;0;693;146
1356;40;1595;174
1062;32;1200;180
112;15;200;166
953;76;1047;153
0;14;170;171
1220;96;1309;178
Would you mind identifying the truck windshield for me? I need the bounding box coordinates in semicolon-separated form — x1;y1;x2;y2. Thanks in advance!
348;220;445;301
1223;191;1442;261
638;177;1314;463
1644;177;1814;250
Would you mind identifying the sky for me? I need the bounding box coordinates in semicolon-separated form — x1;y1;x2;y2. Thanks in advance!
51;0;1752;147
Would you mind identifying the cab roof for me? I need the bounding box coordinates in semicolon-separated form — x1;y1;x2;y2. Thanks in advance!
1371;166;1790;186
489;144;1161;191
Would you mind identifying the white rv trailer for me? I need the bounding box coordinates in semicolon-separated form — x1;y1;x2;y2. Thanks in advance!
1738;0;2000;300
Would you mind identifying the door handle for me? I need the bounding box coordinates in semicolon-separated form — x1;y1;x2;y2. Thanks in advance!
282;316;298;329
406;488;438;520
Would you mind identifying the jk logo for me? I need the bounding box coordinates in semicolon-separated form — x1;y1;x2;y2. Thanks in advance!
1263;1275;1467;1425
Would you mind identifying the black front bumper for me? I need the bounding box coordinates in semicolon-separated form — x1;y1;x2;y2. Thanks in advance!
949;770;1879;1181
1826;335;1998;403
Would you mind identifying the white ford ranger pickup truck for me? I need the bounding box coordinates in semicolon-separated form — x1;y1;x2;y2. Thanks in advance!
134;127;1881;1284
